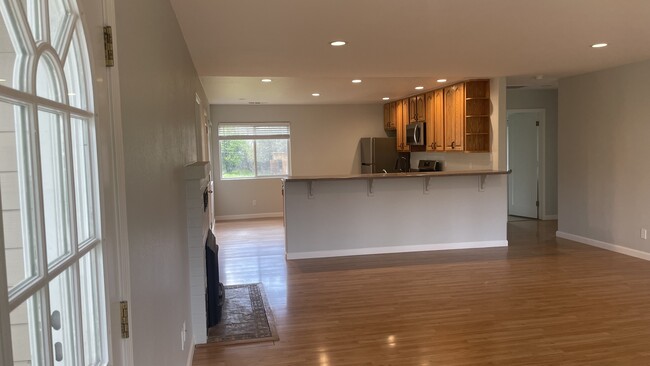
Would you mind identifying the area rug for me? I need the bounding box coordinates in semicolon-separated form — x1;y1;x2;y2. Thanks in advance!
207;283;279;345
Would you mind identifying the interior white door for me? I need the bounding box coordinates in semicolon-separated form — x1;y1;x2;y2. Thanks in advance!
508;112;539;218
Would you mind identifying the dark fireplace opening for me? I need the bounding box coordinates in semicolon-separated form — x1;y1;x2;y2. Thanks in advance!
205;230;224;327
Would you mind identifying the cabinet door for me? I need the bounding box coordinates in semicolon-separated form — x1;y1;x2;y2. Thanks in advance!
444;83;465;150
416;94;426;122
409;96;417;123
383;103;391;129
389;102;397;129
426;90;445;151
399;99;410;152
395;100;403;150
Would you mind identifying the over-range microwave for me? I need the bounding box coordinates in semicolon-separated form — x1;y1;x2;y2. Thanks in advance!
406;122;425;146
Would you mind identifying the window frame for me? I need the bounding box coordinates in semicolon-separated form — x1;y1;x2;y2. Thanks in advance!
217;122;292;180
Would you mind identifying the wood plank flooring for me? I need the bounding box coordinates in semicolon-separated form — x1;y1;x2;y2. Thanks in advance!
193;218;650;365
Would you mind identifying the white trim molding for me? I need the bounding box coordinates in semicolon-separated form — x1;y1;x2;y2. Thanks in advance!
186;337;195;366
216;212;283;221
542;214;558;220
556;231;650;261
286;240;508;260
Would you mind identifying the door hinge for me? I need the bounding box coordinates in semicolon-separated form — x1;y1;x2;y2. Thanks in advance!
536;121;540;126
120;301;130;339
536;201;539;207
103;26;115;67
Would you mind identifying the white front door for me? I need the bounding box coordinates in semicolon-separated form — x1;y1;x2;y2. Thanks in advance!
507;111;540;219
0;0;129;364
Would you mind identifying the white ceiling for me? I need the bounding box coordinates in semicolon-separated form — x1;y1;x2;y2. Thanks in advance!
169;0;650;105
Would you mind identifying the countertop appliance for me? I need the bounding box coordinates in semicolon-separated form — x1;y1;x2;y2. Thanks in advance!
360;137;399;173
406;122;425;146
416;159;443;172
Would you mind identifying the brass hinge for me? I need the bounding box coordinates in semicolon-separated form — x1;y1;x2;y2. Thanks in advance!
120;301;129;338
103;26;114;67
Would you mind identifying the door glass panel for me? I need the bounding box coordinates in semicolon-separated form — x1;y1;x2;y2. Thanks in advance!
36;55;63;102
38;110;72;265
71;117;95;244
0;8;18;90
10;291;46;366
20;0;44;43
1;102;39;292
49;267;79;366
80;247;106;364
48;0;68;46
63;31;87;110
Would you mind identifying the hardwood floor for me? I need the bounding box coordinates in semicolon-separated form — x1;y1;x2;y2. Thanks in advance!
193;218;650;365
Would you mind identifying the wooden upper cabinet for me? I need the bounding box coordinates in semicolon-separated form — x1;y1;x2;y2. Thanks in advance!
425;90;444;152
397;99;410;152
415;94;426;122
409;94;426;123
389;102;397;129
384;103;396;130
444;83;465;151
383;103;391;129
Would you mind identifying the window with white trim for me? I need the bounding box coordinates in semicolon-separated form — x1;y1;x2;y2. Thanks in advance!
0;0;108;365
217;122;291;179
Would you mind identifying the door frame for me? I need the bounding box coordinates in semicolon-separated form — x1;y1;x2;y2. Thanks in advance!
94;0;134;364
506;108;547;220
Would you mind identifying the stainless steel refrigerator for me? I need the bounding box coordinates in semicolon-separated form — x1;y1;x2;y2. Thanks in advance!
360;137;399;173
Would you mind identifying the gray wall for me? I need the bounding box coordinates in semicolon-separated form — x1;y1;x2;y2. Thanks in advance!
558;60;650;252
507;88;559;217
211;104;386;218
114;0;207;364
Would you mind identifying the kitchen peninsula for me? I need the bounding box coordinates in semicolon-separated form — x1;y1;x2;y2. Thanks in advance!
283;170;509;259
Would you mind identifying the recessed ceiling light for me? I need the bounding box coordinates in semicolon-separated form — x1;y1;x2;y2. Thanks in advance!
330;40;347;47
352;79;362;84
68;92;76;96
261;78;272;83
436;79;447;83
415;86;424;90
591;43;608;48
312;93;320;97
382;97;390;100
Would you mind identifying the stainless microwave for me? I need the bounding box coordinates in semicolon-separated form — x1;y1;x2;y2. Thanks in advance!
406;122;425;146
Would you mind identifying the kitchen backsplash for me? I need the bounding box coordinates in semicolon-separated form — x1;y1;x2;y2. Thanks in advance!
410;151;492;171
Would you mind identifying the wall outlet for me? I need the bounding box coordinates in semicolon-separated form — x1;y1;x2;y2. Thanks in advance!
642;228;647;240
252;199;257;207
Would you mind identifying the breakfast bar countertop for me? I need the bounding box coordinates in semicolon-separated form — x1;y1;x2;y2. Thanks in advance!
282;169;510;182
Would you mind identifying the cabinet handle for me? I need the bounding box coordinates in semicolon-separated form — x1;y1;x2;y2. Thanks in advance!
431;142;436;149
451;141;456;149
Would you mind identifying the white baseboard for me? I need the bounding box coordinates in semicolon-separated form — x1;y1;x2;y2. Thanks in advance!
286;240;508;260
215;212;283;221
542;214;558;220
186;336;195;366
556;231;650;261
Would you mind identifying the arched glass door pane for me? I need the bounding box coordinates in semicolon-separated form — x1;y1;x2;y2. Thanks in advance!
36;54;64;102
20;0;43;43
0;8;17;89
63;31;88;109
48;0;68;46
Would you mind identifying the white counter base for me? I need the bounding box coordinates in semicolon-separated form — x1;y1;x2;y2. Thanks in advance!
283;172;508;259
286;239;508;260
